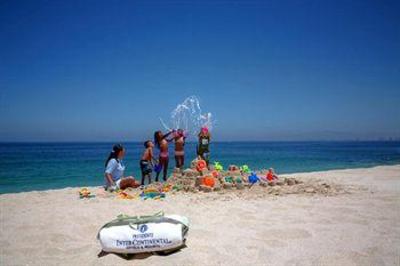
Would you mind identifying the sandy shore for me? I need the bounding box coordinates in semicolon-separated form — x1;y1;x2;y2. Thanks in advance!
1;165;399;266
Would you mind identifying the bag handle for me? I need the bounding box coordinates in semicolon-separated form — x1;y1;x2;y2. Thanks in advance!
117;211;164;221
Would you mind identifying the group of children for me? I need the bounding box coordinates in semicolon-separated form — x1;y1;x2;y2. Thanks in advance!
104;126;279;191
140;127;211;186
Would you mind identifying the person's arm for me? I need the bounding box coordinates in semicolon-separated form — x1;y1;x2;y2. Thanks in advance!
163;130;175;142
104;159;117;186
105;173;115;186
149;149;157;166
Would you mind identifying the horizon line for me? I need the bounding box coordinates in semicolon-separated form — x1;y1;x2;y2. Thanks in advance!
1;139;399;144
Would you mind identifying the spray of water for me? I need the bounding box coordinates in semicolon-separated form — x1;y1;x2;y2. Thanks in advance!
159;96;215;137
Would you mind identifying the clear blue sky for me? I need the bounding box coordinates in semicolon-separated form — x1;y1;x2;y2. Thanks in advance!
1;0;399;141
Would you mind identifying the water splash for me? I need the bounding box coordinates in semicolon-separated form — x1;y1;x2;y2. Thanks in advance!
159;96;215;137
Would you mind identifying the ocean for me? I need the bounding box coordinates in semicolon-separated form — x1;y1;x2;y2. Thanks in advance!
1;141;399;194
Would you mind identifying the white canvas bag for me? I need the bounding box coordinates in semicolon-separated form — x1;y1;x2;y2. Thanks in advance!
97;212;189;254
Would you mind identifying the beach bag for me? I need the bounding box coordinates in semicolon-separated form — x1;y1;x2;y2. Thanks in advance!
97;212;189;254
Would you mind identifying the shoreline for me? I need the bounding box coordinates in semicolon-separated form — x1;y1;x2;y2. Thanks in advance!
1;164;399;265
1;163;399;196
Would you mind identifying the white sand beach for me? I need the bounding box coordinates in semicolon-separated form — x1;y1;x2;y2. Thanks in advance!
1;165;399;266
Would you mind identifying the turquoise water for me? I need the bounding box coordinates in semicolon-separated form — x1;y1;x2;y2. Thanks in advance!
0;141;399;194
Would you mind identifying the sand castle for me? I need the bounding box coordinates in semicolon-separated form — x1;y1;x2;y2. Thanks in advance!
149;159;346;197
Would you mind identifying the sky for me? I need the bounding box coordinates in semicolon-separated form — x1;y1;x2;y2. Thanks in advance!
0;0;399;142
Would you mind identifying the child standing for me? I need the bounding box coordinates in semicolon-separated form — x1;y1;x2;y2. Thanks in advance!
173;129;186;169
140;140;157;186
197;127;211;166
154;130;174;182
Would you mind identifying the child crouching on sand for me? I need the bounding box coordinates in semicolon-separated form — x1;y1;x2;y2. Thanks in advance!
140;140;157;186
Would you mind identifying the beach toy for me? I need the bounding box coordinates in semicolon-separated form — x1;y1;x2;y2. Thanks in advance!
225;176;234;183
140;186;166;200
203;176;215;187
154;164;162;173
248;172;259;184
196;160;207;172
144;187;160;194
211;170;219;178
153;193;166;200
267;172;274;181
97;211;189;254
240;165;250;174
214;161;223;171
79;188;95;198
141;191;166;200
235;177;243;184
162;184;172;192
117;191;134;200
172;184;182;191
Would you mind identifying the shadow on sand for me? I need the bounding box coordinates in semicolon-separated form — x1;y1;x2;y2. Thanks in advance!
97;244;187;260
